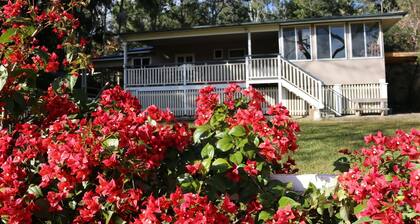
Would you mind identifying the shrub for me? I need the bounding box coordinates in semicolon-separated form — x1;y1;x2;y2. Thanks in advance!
338;130;420;223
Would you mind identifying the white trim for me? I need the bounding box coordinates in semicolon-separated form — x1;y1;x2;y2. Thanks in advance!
213;48;224;60
175;53;195;64
228;48;246;59
349;21;383;59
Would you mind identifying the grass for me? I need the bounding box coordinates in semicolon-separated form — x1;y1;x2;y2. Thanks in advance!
294;114;420;174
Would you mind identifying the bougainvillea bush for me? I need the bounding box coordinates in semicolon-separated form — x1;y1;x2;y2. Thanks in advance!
0;83;305;223
0;0;89;125
1;1;419;224
338;130;420;224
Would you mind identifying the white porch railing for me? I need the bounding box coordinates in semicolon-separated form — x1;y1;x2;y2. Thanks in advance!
126;62;246;87
126;55;324;110
247;56;323;109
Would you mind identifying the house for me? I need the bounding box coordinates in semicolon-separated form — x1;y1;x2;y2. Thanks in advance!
119;12;405;119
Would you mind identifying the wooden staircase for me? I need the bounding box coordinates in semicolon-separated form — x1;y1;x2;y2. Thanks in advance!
247;55;325;112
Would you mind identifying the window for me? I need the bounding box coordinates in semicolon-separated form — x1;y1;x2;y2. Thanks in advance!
228;49;245;59
316;25;345;59
133;57;151;67
213;49;223;60
282;26;311;60
176;54;195;64
351;22;381;58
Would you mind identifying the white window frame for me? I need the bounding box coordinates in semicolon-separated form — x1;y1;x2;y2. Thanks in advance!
132;56;152;67
281;26;313;61
314;23;347;60
175;53;195;64
213;49;224;60
349;21;383;59
228;48;246;59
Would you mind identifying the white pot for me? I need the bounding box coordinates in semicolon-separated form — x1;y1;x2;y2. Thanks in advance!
271;174;338;192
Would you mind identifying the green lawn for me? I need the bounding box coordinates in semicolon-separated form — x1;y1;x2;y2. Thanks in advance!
294;114;420;174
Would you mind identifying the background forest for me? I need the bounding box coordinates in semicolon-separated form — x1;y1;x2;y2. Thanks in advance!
77;0;419;56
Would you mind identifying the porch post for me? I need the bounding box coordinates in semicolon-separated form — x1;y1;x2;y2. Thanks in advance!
277;28;282;104
122;41;128;89
183;65;187;116
277;55;282;104
247;31;252;56
333;84;343;115
379;78;388;115
246;31;252;88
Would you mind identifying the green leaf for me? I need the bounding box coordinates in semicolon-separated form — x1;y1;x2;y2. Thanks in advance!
68;201;77;210
202;158;212;173
253;137;260;146
353;216;373;224
201;143;215;159
27;185;43;198
229;125;246;137
68;74;78;92
258;210;273;221
278;196;300;208
211;158;231;173
22;26;36;37
354;202;366;215
216;135;234;152
104;137;119;150
0;65;8;92
339;206;350;223
229;151;243;165
104;210;114;224
403;212;420;219
194;125;210;143
0;28;17;44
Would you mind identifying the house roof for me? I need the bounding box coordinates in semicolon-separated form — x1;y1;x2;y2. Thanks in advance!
120;12;406;42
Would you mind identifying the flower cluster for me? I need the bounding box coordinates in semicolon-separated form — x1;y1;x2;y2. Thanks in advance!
0;0;89;123
0;86;192;223
267;206;305;224
197;84;300;170
338;130;420;223
133;188;230;223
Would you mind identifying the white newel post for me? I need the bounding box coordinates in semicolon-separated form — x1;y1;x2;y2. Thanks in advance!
277;55;282;103
312;81;323;120
183;65;187;116
379;79;388;99
379;78;388;115
333;84;343;115
122;41;128;89
245;56;250;88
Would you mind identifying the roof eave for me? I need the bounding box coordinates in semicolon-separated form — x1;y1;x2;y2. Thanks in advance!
120;12;407;42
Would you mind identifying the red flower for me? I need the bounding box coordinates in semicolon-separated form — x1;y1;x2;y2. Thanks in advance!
226;165;241;183
185;161;203;175
244;160;259;176
221;195;238;214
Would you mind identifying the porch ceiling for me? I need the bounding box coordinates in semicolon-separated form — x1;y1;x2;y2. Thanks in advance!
142;32;276;46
